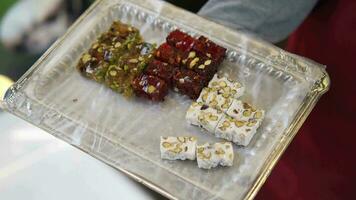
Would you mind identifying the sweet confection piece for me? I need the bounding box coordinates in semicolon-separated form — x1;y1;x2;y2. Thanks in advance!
145;59;175;86
77;54;109;83
78;21;158;98
226;100;264;121
156;30;227;99
77;21;141;83
192;56;218;80
166;30;189;47
185;102;205;126
214;142;234;167
93;21;140;54
138;42;156;56
181;51;218;80
208;74;245;99
193;36;227;64
166;29;196;52
175;36;196;53
160;136;197;160
215;106;264;146
197;87;233;112
196;142;234;169
166;30;188;46
197;143;220;169
132;74;169;101
155;43;182;66
104;21;140;40
172;69;207;99
186;102;224;133
104;42;154;97
78;25;228;103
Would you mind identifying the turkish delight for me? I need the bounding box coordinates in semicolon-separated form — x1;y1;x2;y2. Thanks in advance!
186;102;224;133
193;36;226;64
155;43;182;66
208;74;244;99
216;106;264;146
132;74;169;101
196;142;234;169
197;87;233;112
172;69;207;99
145;59;175;86
160;136;197;160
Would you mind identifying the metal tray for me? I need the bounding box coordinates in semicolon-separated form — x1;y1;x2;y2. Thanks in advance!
1;0;329;199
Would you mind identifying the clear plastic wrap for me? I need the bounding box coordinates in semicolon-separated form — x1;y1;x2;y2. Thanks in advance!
1;0;330;199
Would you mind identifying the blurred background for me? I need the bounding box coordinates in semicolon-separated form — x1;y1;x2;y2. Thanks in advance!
0;0;90;81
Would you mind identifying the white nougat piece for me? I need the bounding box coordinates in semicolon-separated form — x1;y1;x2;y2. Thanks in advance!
197;142;234;169
214;142;234;167
226;100;265;122
216;100;264;146
186;102;224;133
208;74;245;99
186;102;204;126
160;136;197;160
196;143;219;169
197;88;233;112
215;112;264;146
197;105;224;133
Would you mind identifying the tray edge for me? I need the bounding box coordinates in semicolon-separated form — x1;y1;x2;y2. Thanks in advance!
244;71;330;200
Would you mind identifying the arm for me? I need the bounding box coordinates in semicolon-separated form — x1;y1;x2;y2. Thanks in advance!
198;0;318;43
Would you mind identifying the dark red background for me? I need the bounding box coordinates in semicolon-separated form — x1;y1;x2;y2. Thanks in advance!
257;0;356;199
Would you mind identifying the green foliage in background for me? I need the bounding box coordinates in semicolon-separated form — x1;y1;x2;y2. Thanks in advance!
0;0;15;17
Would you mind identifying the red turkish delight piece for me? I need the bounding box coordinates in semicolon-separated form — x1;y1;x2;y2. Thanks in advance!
181;51;218;81
192;56;218;81
132;74;169;101
155;43;182;66
145;59;175;86
167;30;197;52
175;35;196;52
172;69;207;99
193;36;227;63
166;30;189;46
